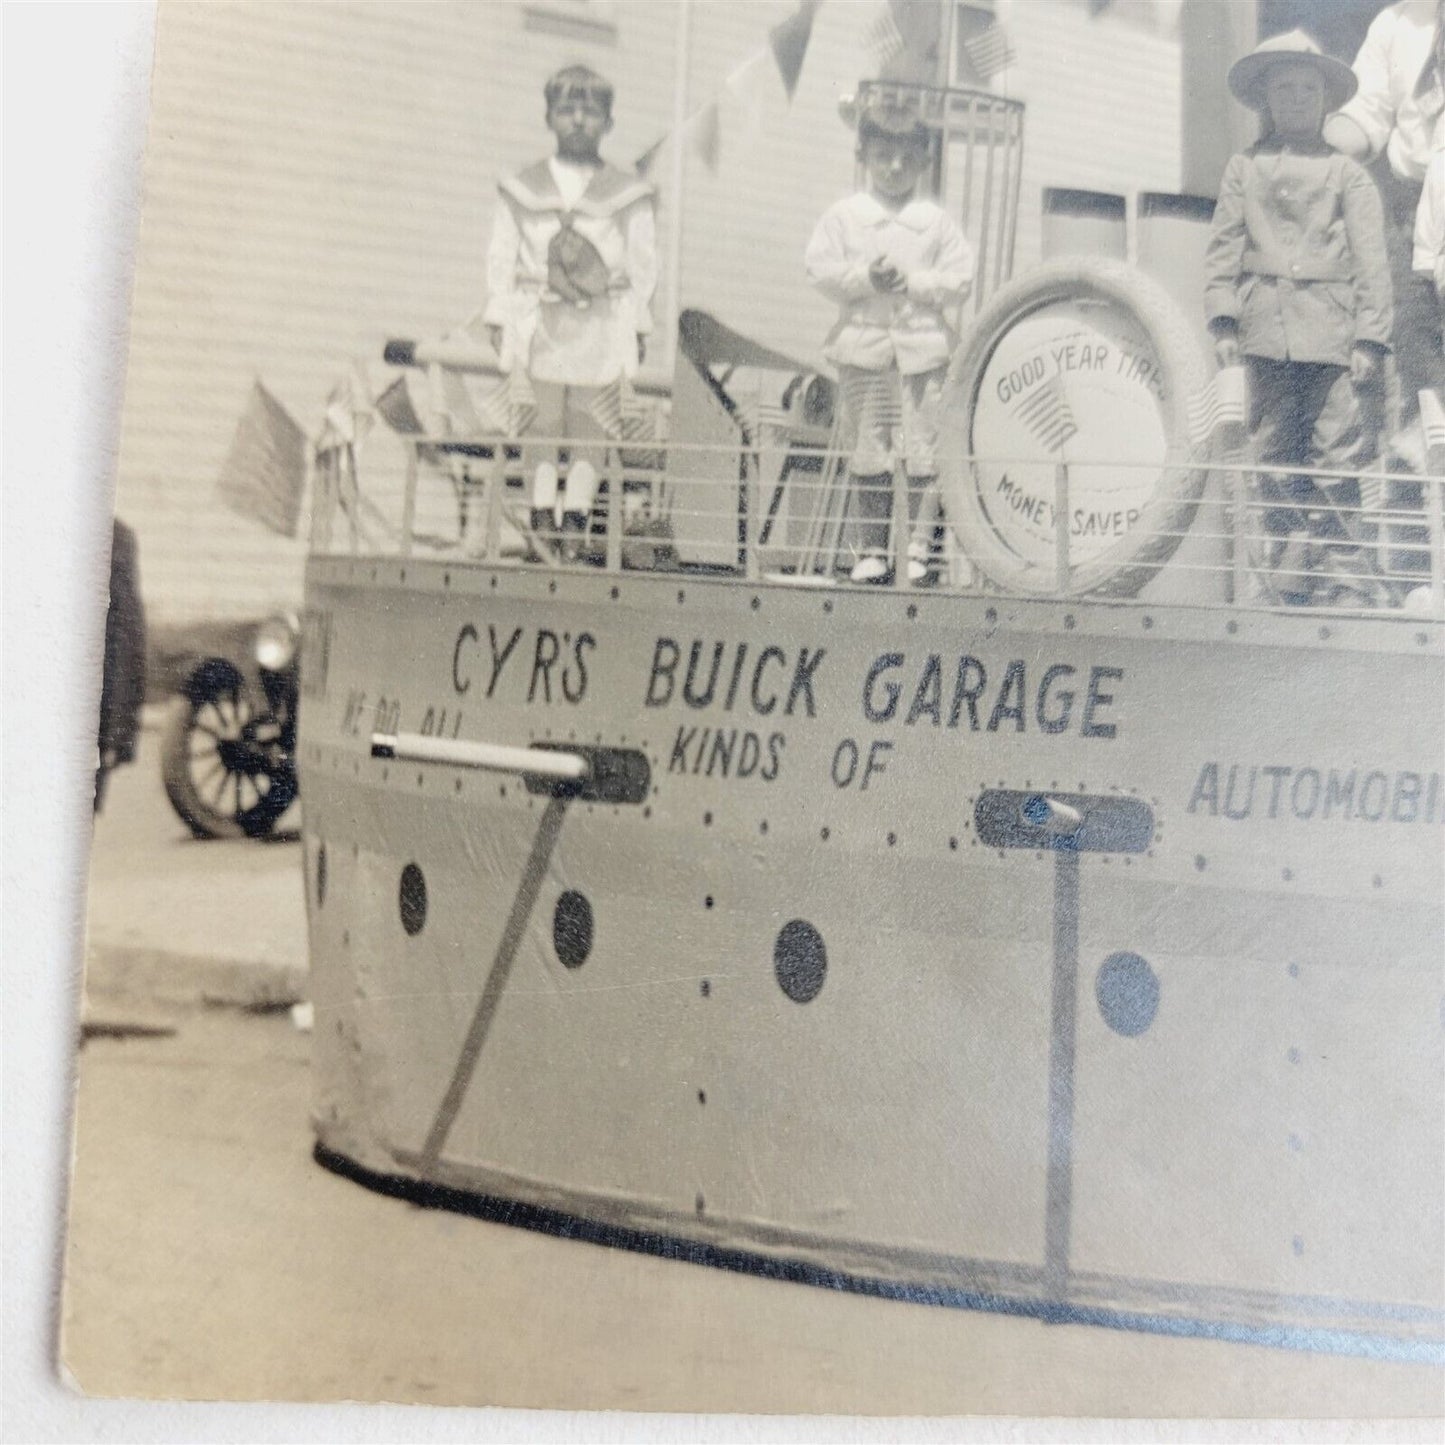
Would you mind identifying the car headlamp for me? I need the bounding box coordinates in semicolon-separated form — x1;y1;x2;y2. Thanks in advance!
255;613;299;671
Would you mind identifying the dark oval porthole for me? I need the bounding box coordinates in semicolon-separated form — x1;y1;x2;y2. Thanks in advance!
554;890;593;969
1096;951;1159;1037
774;919;827;1004
316;842;327;908
399;862;427;936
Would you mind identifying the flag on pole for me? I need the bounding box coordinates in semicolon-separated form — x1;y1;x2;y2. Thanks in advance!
216;380;308;537
863;4;906;66
769;0;821;100
588;375;656;440
374;373;427;435
1187;367;1246;451
477;371;538;436
962;21;1017;81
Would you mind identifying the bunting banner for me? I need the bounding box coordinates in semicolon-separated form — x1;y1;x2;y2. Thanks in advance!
724;48;772;153
632;2;821;176
769;0;821;100
690;99;721;171
634;135;666;178
216;380;308;537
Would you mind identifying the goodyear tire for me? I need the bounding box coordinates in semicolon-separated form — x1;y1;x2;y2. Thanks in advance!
940;258;1212;598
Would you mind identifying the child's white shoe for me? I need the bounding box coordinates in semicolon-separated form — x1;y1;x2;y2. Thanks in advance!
850;552;890;584
906;537;932;584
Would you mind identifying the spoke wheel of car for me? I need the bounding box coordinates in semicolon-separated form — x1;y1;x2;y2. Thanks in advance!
161;680;296;839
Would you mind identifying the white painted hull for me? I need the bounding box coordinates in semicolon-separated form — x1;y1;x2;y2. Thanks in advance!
301;556;1443;1359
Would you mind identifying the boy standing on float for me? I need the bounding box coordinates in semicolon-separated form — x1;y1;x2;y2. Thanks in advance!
1204;31;1394;606
806;95;975;585
485;65;657;557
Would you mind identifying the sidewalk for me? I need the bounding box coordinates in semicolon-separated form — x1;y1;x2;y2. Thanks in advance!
82;714;308;1016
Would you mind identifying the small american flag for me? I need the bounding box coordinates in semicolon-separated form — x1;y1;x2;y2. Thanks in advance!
589;376;656;441
477;372;537;437
963;22;1017;82
841;369;903;431
1015;374;1078;453
862;6;906;66
1187;369;1246;450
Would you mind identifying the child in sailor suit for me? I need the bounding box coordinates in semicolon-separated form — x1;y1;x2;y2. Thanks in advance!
485;65;657;552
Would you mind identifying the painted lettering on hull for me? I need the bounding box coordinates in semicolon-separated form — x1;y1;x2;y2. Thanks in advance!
861;654;1124;738
666;726;785;782
644;638;825;719
1188;763;1445;824
452;623;596;705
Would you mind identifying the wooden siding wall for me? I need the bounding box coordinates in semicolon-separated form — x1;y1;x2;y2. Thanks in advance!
115;0;1180;623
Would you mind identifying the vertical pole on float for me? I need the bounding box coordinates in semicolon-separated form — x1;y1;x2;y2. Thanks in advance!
1044;843;1080;1296
1054;461;1070;592
892;457;911;587
663;0;693;381
401;442;418;558
1426;471;1444;617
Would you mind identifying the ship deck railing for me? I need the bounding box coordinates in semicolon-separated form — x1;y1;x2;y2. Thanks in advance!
308;434;1445;621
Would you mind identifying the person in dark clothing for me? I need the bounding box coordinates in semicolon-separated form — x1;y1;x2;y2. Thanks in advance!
96;518;146;811
1204;30;1395;605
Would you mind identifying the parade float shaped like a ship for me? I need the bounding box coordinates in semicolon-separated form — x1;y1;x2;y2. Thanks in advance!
298;82;1444;1362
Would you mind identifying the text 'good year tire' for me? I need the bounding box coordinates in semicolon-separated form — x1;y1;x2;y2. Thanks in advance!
939;257;1212;599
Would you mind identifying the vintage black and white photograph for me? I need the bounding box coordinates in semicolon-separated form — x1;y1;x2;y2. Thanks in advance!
52;0;1444;1418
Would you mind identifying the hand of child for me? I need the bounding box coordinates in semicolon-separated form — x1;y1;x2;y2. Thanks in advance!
487;324;505;357
1349;344;1381;389
869;258;906;293
1214;334;1240;369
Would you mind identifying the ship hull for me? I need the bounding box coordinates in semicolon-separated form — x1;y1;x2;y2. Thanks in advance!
301;556;1444;1360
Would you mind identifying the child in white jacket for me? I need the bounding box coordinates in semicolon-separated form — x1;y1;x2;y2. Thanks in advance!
806;98;974;583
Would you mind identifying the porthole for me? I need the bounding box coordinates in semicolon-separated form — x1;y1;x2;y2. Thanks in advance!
553;890;594;969
774;920;827;1004
399;863;427;936
1096;950;1159;1036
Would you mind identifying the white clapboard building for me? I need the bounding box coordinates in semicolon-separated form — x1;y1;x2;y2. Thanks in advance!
112;0;1374;624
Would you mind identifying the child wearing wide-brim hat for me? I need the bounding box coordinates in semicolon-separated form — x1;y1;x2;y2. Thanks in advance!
1226;28;1359;114
805;90;974;584
1203;29;1395;606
